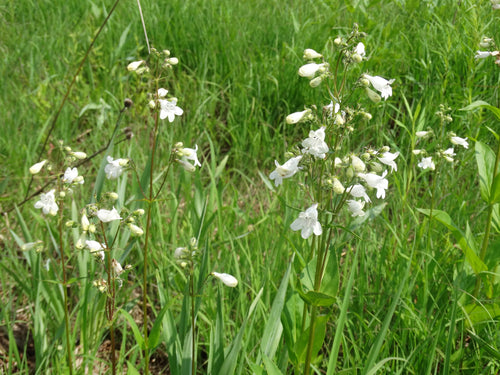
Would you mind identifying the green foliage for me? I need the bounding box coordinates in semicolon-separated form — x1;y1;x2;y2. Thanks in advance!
2;0;500;374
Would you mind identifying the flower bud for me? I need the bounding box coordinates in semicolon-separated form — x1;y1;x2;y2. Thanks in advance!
134;209;145;216
212;272;238;287
127;60;144;72
309;76;323;87
334;37;342;45
166;57;179;65
351;155;366;172
71;151;87;160
128;223;144;236
29;160;47;174
416;131;431;138
370;162;383;173
365;87;381;103
332;178;345;194
108;192;119;201
303;48;322;59
286;109;312;124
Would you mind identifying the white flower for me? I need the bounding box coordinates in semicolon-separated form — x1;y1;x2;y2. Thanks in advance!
86;240;105;260
212;272;238;287
441;147;455;162
176;159;196;172
418;157;435;170
416;131;431;138
303;48;322;59
112;259;124;275
363;74;395;100
358;171;389;199
157;88;168;98
378;151;399;172
290;203;322;239
178;144;201;167
63;167;84;184
105;156;128;179
286;109;312;124
269;155;302;186
127;60;144;71
97;207;122;223
347;200;365;217
298;63;325;78
348;184;371;202
352;42;366;62
450;136;469;149
81;213;90;232
34;189;59;216
302;127;329;159
29;160;48;174
475;51;492;59
159;98;183;122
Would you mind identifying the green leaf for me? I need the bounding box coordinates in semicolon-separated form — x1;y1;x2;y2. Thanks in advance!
491;173;500;204
126;361;141;375
463;303;500;328
298;251;338;306
418;209;487;274
294;315;328;364
149;303;170;350
119;309;145;349
260;257;293;359
262;352;284;375
475;141;496;203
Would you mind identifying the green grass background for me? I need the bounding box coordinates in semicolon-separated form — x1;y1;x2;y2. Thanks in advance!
1;0;500;373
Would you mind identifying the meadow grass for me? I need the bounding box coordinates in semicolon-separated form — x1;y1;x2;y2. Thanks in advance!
1;0;500;373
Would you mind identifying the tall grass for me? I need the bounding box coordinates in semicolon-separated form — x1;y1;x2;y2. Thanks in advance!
1;0;500;373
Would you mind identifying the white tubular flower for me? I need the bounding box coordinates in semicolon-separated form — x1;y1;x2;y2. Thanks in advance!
212;272;238;287
105;156;128;179
416;131;431;138
348;184;371;202
112;259;124;276
418;157;435;170
81;213;90;232
86;240;105;261
166;57;179;65
441;148;455;162
286;109;312;124
128;223;144;236
358;171;389;199
34;189;59;216
363;74;395;100
176;159;196;172
475;51;492;59
29;160;48;174
347;200;365;217
378;151;399;172
127;60;144;71
97;207;122;223
159;98;183;122
178;144;202;167
157;88;168;98
351;155;366;172
63;167;84;184
269;155;303;186
303;48;322;59
352;42;366;62
302;127;329;159
298;63;326;78
290;203;322;239
450;136;469;149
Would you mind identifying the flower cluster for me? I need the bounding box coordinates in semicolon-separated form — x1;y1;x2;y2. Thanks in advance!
413;106;468;172
269;30;398;239
475;37;500;66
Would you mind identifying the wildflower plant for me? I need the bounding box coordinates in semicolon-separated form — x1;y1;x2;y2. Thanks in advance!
267;24;398;373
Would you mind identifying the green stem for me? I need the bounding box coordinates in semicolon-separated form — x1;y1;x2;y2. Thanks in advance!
190;266;196;375
58;196;73;375
303;305;318;375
